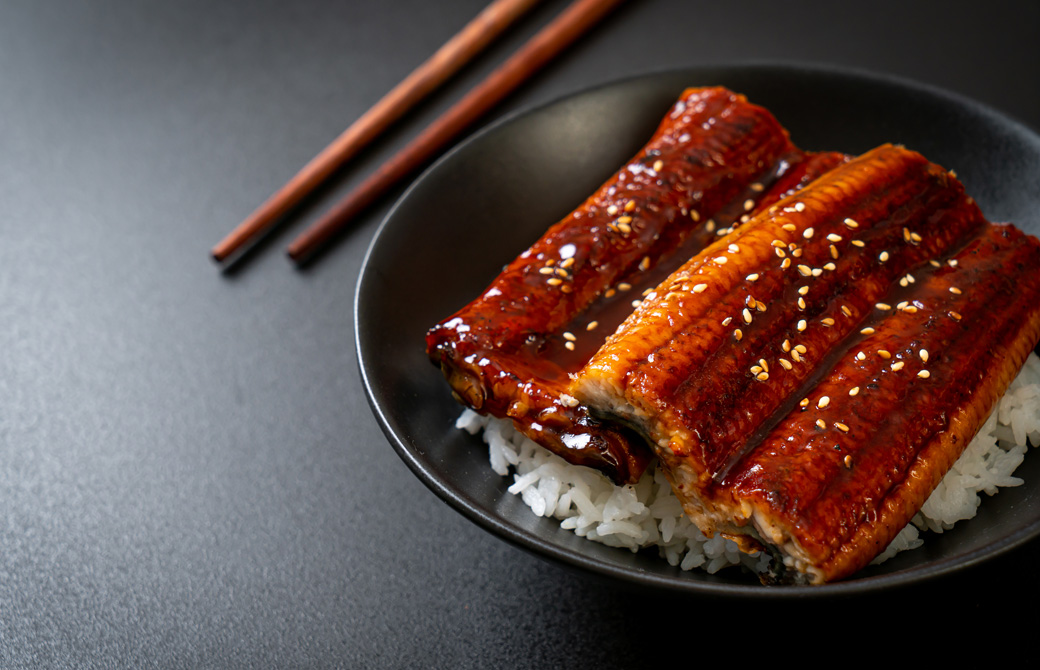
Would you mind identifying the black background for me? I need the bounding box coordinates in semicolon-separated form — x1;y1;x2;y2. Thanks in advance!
2;1;1038;666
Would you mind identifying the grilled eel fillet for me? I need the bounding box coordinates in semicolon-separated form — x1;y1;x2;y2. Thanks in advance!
571;144;1040;583
426;86;846;484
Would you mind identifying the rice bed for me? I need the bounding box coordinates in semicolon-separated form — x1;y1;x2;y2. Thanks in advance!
457;353;1040;576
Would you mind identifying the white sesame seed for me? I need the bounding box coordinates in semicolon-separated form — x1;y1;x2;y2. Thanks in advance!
827;233;842;242
563;331;576;341
803;227;814;239
625;200;636;212
823;263;836;271
782;223;797;232
756;372;769;381
878;350;891;359
949;286;962;295
860;327;875;335
794;344;807;354
852;240;865;247
586;321;598;331
744;199;755;211
779;358;793;370
743;308;753;324
811;268;823;277
565;341;575;351
849;387;860;396
798;286;809;296
818;396;830;409
653;159;664;172
734;329;743;341
618;215;632;224
879;251;890;262
821;317;835;326
714;256;728;264
693;283;708;293
797;264;812;276
844;218;859;229
729;243;740;253
920;349;929;362
891;361;905;371
691;210;700;222
835;422;849;433
746;273;760;282
607;205;618;215
639;256;651;271
795;202;806;212
918;370;930;378
722;316;732;326
816;419;826;429
876;303;891;310
797;319;807;331
856;352;866;361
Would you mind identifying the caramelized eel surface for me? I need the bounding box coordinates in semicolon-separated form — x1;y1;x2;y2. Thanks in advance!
427;87;844;483
572;145;1040;583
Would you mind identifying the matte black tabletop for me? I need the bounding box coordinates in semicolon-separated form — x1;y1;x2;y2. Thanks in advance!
2;1;1038;665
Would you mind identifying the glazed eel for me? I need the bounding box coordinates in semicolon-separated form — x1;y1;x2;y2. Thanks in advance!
426;87;845;483
571;145;1040;583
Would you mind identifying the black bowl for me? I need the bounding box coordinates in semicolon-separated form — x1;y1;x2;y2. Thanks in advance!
356;64;1040;597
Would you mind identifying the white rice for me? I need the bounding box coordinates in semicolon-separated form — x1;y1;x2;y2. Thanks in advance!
457;352;1040;576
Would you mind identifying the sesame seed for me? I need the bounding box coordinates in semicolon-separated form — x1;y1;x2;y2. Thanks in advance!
812;268;823;277
794;344;807;354
950;286;962;295
625;200;636;212
751;183;764;192
911;232;922;243
849;387;860;396
948;259;959;267
918;370;930;378
830;245;839;260
729;243;740;253
879;251;890;262
538;266;554;275
618;283;632;291
618;215;632;224
746;295;756;308
779;358;793;370
746;273;760;282
891;361;905;371
823;263;836;271
929;259;941;267
816;419;826;429
782;223;797;232
844;455;853;468
792;248;803;258
949;311;962;321
722;316;732;326
744;199;755;211
797;319;807;331
693;283;708;293
897;301;909;310
639;256;651;271
759;359;769;372
772;239;786;248
781;258;791;270
706;219;716;232
860;327;875;335
607;205;618;215
835;422;849;433
798;286;809;296
631;300;642;308
876;303;891;310
920;349;929;362
604;288;616;298
563;331;576;341
878;350;891;359
751;365;763;374
797;297;806;310
795;202;806;212
800;398;810;408
775;247;787;258
565;341;575;351
547;277;563;286
782;339;791;352
691;210;700;222
756;300;767;312
844;218;859;229
856;352;866;361
852;240;865;247
586;321;598;331
827;233;843;243
560;257;575;269
906;273;915;283
899;277;908;288
756;372;769;381
734;329;743;341
742;308;753;324
618;223;632;234
714;256;728;264
903;227;912;243
792;350;802;362
821;317;835;326
841;305;852;317
803;227;814;239
797;264;812;276
652;160;664;172
904;306;918;314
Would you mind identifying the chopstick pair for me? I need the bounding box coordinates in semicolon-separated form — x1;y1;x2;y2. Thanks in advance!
211;0;626;265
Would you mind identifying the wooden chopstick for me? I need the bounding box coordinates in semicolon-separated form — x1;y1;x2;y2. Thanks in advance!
212;0;542;262
286;0;626;263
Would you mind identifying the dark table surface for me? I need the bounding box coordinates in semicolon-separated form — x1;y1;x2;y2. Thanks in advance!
2;0;1039;666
